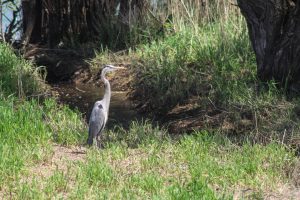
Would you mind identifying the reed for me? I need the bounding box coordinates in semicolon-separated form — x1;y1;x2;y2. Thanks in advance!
92;0;241;49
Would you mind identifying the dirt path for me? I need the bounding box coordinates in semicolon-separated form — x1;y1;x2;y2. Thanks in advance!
27;145;87;179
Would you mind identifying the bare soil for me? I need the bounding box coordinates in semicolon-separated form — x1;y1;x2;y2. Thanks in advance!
27;145;87;179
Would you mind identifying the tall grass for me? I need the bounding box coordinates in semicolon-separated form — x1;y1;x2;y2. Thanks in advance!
0;43;45;97
92;0;239;49
87;0;300;145
133;17;253;112
165;0;239;32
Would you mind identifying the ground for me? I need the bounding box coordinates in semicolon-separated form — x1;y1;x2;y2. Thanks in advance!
27;145;86;180
18;144;300;199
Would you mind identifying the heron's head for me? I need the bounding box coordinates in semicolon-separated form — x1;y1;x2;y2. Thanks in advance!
103;65;126;73
101;65;126;80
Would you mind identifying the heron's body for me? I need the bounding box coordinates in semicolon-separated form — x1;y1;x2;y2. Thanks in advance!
87;101;107;145
87;65;124;146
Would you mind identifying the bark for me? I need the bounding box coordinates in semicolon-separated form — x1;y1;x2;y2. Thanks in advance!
238;0;300;84
22;0;37;45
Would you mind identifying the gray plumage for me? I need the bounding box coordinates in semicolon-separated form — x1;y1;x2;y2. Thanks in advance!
87;101;106;146
87;65;125;146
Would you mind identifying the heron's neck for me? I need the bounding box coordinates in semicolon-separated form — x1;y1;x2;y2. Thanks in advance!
101;75;111;109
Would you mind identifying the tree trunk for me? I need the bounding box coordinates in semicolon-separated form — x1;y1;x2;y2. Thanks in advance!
21;0;147;48
22;0;38;45
30;0;42;43
237;0;300;85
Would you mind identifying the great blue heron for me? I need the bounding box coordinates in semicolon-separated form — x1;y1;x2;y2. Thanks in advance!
87;64;125;147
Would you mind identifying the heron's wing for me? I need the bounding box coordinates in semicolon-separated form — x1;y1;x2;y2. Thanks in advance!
87;104;106;145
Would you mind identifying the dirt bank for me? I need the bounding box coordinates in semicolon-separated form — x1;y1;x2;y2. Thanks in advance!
21;45;300;153
21;45;259;135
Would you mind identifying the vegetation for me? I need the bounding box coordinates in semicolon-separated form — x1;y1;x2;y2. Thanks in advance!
1;123;297;199
130;17;300;144
0;43;86;192
0;0;299;199
133;20;253;111
0;43;44;96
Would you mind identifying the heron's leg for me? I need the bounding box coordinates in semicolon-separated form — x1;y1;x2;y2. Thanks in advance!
92;137;98;147
96;134;103;149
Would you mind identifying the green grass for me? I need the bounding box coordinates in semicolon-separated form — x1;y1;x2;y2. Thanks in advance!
0;97;86;189
43;99;87;145
0;43;45;97
2;122;296;199
0;43;87;191
132;17;255;112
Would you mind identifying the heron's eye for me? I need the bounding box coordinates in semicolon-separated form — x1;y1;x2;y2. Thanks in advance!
98;104;103;109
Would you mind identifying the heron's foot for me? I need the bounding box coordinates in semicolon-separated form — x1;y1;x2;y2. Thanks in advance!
95;138;104;149
86;137;94;146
